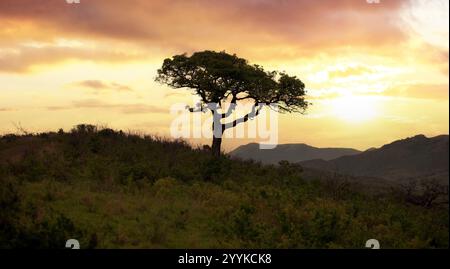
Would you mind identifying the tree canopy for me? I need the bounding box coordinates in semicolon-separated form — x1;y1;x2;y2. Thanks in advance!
156;50;308;113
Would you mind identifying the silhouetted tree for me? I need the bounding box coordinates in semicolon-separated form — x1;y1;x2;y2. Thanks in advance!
156;50;309;156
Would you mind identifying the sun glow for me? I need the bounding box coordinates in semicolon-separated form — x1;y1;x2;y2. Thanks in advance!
331;95;378;123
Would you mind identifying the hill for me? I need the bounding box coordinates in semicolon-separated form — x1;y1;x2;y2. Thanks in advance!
0;125;448;248
230;143;361;164
300;135;449;183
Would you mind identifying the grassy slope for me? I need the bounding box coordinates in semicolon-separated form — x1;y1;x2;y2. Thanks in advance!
0;125;448;248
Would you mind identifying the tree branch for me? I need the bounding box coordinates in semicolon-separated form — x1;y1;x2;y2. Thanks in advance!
224;103;264;130
186;102;219;113
221;94;237;118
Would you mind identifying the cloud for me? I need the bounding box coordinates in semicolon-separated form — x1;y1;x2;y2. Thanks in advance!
382;83;449;100
0;0;412;61
3;0;446;75
164;90;190;98
45;106;67;111
327;65;374;79
50;99;168;114
73;80;133;92
70;99;166;114
0;43;144;73
419;43;449;74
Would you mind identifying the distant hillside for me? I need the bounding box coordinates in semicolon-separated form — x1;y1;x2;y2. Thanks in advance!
300;135;449;183
229;143;361;164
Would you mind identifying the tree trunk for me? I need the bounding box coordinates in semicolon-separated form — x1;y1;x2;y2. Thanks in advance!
211;136;222;157
211;111;224;157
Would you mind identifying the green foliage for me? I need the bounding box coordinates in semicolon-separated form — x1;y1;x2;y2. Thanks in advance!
156;50;308;112
0;125;448;248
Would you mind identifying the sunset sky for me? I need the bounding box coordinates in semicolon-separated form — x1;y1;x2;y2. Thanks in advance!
0;0;448;151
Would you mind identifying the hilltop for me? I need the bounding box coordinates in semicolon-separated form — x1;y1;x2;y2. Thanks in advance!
0;125;448;248
300;135;449;184
230;143;361;164
230;135;449;185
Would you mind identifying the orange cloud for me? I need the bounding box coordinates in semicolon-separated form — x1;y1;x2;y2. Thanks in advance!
383;83;449;100
72;80;133;92
0;43;144;72
328;65;374;79
51;99;168;114
0;0;411;58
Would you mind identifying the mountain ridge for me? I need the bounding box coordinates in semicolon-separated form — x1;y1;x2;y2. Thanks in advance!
299;134;449;183
229;143;361;164
230;134;449;183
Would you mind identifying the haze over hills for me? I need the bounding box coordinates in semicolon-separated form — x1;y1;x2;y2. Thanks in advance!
300;135;449;183
229;143;361;164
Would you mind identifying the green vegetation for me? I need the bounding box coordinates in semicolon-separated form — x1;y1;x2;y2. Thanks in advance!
0;125;448;248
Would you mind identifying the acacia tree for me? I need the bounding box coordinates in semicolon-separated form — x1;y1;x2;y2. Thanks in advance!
156;50;309;156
